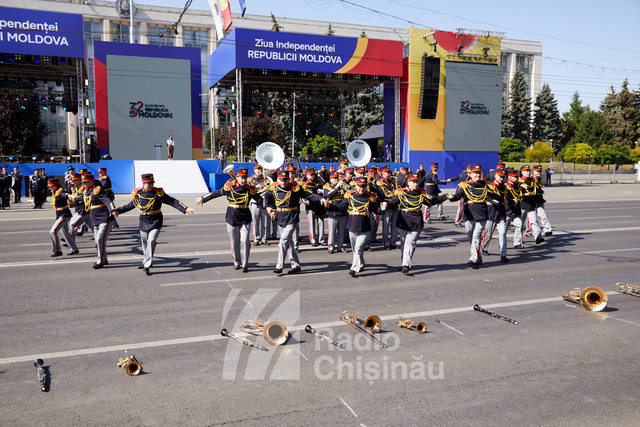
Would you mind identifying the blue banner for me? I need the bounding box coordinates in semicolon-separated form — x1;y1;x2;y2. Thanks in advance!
0;6;85;58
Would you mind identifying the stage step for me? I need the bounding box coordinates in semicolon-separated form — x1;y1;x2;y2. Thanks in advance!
133;161;208;195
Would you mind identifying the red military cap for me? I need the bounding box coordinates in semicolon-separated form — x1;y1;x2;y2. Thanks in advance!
47;178;60;187
236;168;248;177
277;171;290;179
407;174;419;182
141;173;154;183
520;165;531;172
354;177;368;186
470;165;482;173
82;174;94;182
379;165;390;173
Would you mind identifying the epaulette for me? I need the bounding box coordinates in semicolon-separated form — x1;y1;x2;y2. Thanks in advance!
345;190;355;198
223;180;234;190
370;194;378;202
93;186;102;195
270;182;278;189
458;182;469;189
395;188;406;194
154;187;165;197
323;183;332;190
291;183;300;192
131;188;142;198
54;188;64;197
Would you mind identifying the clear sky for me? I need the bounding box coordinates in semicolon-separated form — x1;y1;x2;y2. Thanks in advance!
136;0;640;114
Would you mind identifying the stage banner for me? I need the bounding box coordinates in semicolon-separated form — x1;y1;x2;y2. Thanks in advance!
0;6;85;58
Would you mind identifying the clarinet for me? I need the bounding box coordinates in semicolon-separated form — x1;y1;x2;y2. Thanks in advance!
305;325;345;349
474;304;518;325
221;328;269;352
34;359;46;391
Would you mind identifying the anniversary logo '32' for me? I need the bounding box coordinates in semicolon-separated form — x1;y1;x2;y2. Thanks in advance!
128;101;173;118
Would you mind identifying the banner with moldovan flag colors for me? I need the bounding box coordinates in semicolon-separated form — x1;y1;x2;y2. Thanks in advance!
207;0;232;40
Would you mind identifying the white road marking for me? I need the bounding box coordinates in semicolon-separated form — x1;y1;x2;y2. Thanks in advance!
339;396;358;418
572;248;640;255
161;270;338;287
568;216;633;220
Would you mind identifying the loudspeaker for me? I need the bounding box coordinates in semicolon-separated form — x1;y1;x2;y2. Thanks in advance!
63;74;78;114
417;55;440;119
241;83;252;117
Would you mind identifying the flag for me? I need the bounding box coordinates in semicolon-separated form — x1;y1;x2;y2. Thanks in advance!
238;0;246;17
207;0;232;40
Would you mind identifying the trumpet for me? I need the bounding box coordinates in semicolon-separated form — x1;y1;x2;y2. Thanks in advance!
396;316;427;334
34;359;46;391
117;351;142;376
562;286;608;312
305;325;345;349
240;316;290;346
613;283;640;297
221;328;269;352
339;311;387;348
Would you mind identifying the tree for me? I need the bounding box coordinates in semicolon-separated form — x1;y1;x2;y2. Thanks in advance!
0;89;49;157
608;79;640;147
499;137;526;162
360;30;368;38
593;143;630;164
570;110;613;148
563;143;596;164
560;92;588;150
600;86;617;117
242;115;286;156
270;12;283;31
299;135;341;159
531;83;563;148
630;147;640;163
502;67;531;145
326;23;335;36
344;87;384;143
525;141;554;163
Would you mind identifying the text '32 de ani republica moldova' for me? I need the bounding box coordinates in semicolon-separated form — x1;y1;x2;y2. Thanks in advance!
0;19;69;46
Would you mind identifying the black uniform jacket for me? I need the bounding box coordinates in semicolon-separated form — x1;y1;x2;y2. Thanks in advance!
422;170;446;196
518;177;538;212
70;185;88;215
72;185;114;226
99;175;115;200
301;178;327;217
264;182;322;227
202;180;261;226
51;188;73;219
376;178;397;209
532;177;546;205
450;180;503;222
116;187;188;231
505;181;523;218
323;183;347;217
387;188;447;231
329;190;380;233
486;182;507;221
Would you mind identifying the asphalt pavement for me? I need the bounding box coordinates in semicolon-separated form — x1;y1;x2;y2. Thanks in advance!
0;183;638;426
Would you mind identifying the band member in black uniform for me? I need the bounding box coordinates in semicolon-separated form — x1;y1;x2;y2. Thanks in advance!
323;172;348;253
70;174;116;268
324;177;380;278
11;166;23;203
481;170;509;262
449;165;504;267
376;165;398;250
422;162;454;222
64;166;75;193
504;169;524;249
68;173;93;239
451;164;471;227
266;168;279;240
366;166;381;245
531;164;553;236
301;168;326;247
47;178;79;257
114;174;194;275
248;164;269;246
383;174;450;274
0;166;10;208
395;166;409;188
31;169;46;209
98;167;119;229
196;168;260;272
487;162;506;183
264;170;322;274
519;165;544;245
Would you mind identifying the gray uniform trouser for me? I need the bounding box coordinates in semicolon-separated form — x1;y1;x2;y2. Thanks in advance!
455;199;464;225
276;223;300;269
69;212;93;237
50;216;78;253
466;220;486;263
506;215;523;247
398;228;421;268
535;205;552;233
425;201;444;221
521;208;541;239
250;202;267;243
382;210;399;247
306;210;325;245
140;228;161;268
327;215;347;250
349;231;368;272
93;221;111;265
482;219;507;257
267;217;278;239
227;223;251;268
370;212;379;243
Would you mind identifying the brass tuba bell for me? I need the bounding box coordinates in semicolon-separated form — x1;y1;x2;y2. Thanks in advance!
346;140;372;167
117;351;142;376
241;316;290;346
563;286;608;312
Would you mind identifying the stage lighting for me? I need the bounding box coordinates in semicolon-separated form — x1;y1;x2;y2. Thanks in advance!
457;45;463;53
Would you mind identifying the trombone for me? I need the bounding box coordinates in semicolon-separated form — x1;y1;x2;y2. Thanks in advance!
562;286;608;312
613;283;640;297
339;311;387;348
396;316;427;334
240;316;290;346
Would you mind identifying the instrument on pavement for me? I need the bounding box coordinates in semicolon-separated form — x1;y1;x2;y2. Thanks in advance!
613;283;640;297
562;286;608;312
305;325;345;348
221;328;269;352
339;311;387;348
396;316;427;334
240;316;290;346
474;304;518;325
117;351;142;376
34;359;46;391
346;139;372;167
